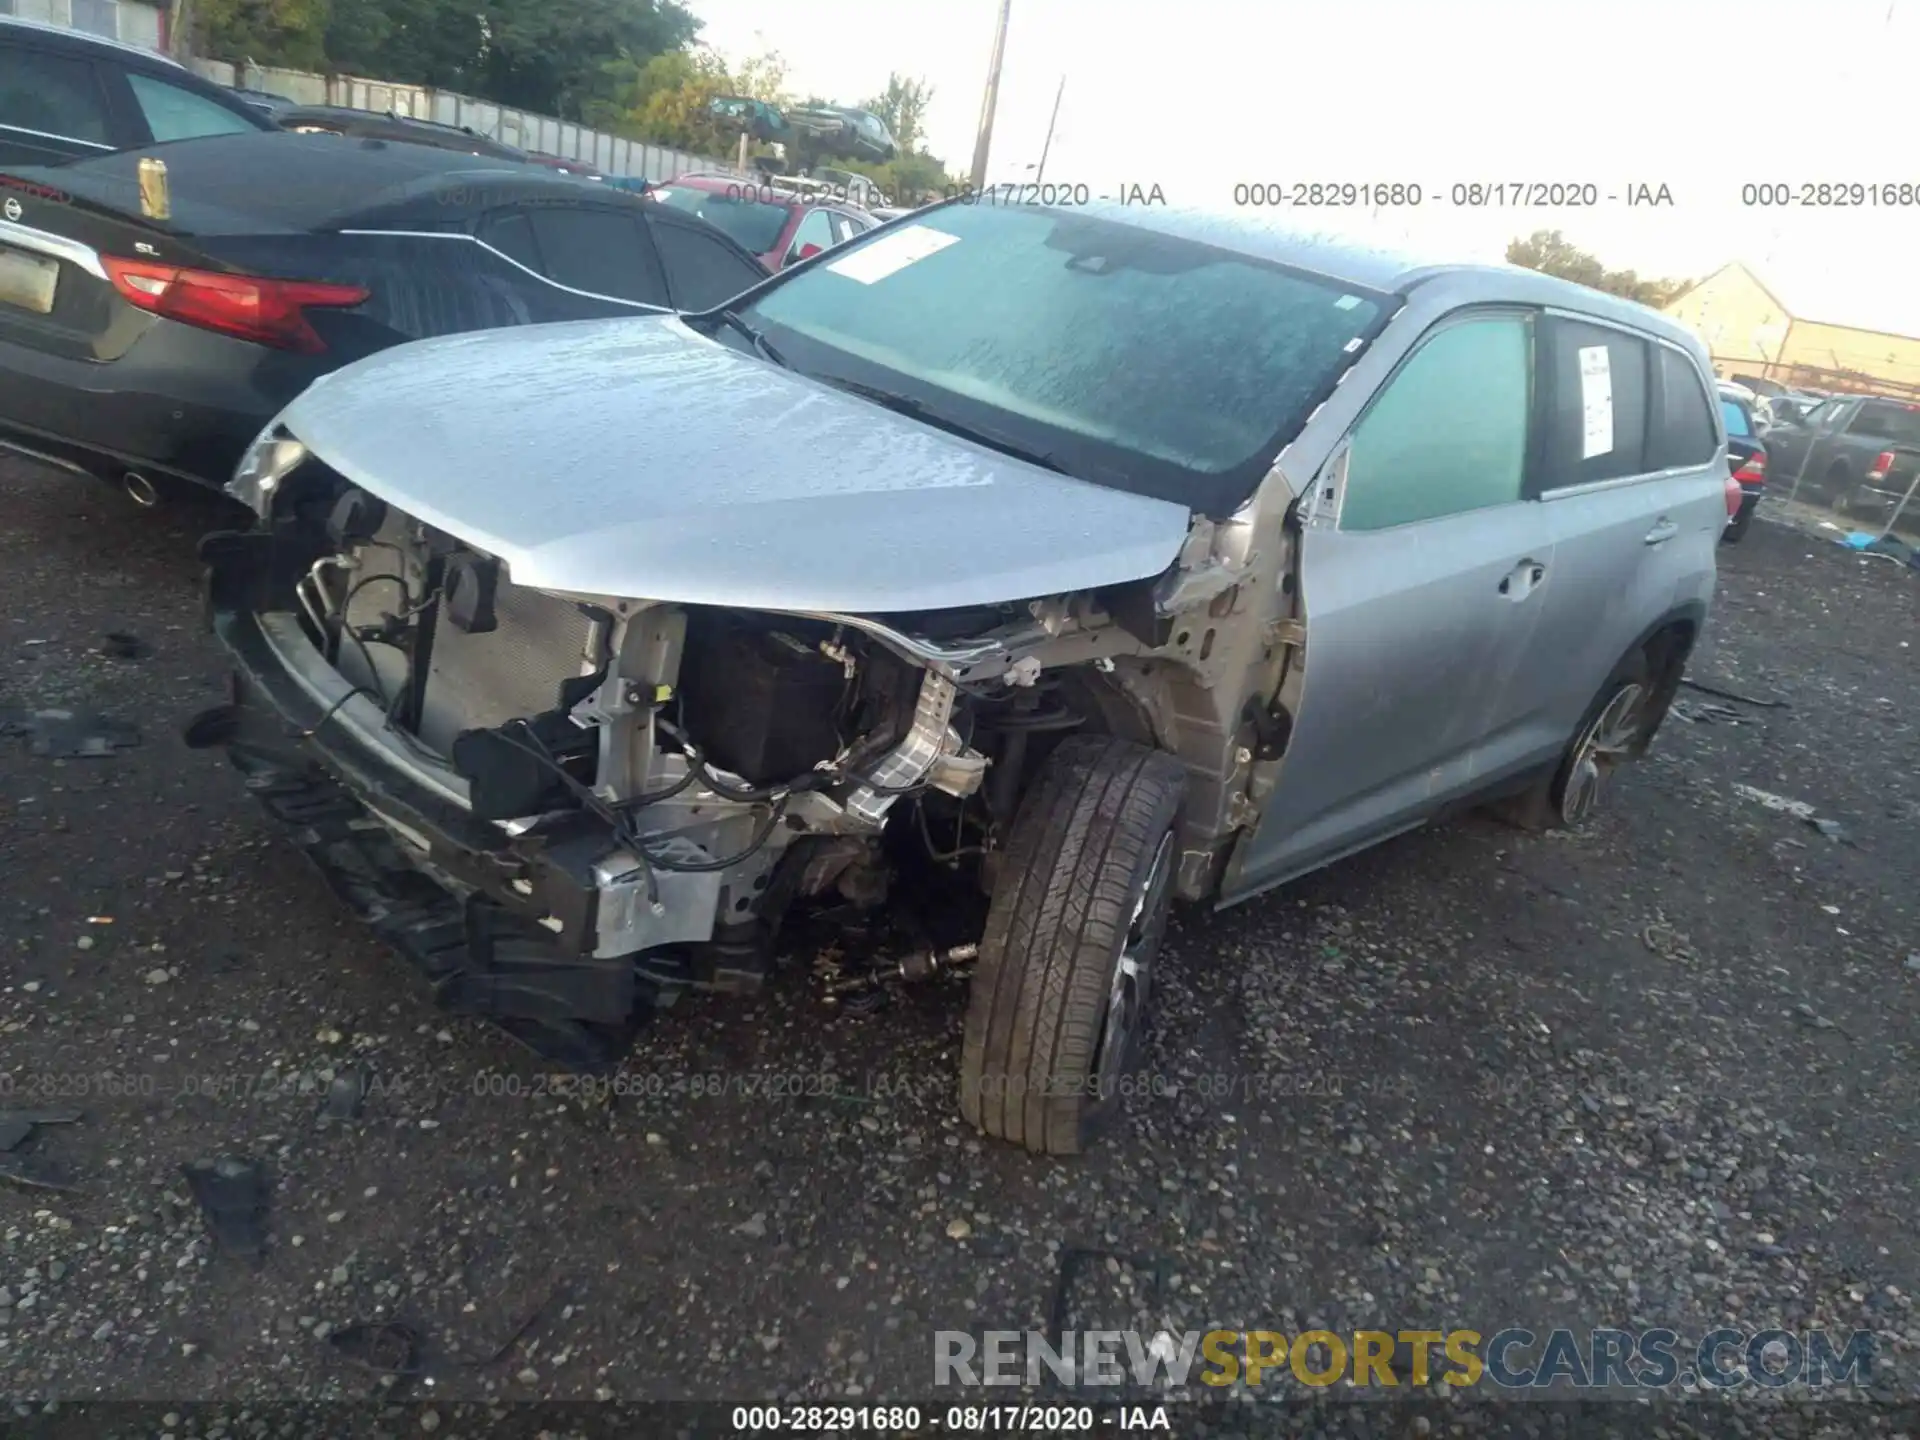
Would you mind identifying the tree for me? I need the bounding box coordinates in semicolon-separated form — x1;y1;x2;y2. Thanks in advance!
324;0;484;91
194;0;330;71
473;0;700;119
1507;230;1691;309
861;73;933;155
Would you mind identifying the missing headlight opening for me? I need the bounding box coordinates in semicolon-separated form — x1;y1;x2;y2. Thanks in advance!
192;447;1260;1121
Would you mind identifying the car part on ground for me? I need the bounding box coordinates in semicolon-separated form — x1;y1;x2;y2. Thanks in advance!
194;199;1726;1153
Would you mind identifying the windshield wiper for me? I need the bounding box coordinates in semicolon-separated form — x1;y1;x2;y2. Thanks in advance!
815;376;1070;476
708;308;788;368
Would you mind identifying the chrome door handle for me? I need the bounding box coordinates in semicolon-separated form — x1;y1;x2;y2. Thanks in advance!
1644;519;1678;545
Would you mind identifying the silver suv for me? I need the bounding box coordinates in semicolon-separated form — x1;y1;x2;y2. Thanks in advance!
193;200;1730;1154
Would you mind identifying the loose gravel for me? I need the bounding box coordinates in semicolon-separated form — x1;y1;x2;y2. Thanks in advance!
0;462;1914;1423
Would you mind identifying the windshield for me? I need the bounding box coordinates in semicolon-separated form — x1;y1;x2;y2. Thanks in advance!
1720;398;1751;436
735;203;1389;513
653;187;790;254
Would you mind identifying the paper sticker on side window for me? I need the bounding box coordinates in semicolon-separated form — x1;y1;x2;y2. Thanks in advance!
1579;344;1613;458
826;224;959;285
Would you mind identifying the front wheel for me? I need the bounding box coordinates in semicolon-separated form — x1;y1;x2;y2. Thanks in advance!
959;736;1186;1155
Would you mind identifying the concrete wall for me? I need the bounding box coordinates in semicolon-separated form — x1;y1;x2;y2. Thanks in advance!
6;0;160;45
189;59;728;183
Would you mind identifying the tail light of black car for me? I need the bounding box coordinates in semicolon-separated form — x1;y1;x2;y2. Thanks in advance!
102;257;369;354
1731;450;1766;486
1868;450;1896;482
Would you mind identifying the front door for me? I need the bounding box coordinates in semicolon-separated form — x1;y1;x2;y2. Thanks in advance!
1229;309;1561;893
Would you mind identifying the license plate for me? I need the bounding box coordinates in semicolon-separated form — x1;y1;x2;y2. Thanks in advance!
0;245;58;315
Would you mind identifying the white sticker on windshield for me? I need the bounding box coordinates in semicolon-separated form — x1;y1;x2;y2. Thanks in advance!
1334;294;1363;310
1579;345;1614;458
826;224;961;284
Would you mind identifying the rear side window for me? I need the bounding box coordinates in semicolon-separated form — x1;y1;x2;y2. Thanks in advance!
126;73;260;143
1719;398;1751;437
525;208;668;306
1543;318;1650;485
1848;401;1920;445
478;211;542;272
785;208;836;264
1647;347;1719;467
649;219;765;311
0;46;111;144
1342;315;1532;531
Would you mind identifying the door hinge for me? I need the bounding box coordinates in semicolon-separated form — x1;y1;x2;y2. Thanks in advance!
1265;618;1306;650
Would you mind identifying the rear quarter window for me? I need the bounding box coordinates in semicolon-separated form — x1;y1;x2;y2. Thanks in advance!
1647;347;1719;467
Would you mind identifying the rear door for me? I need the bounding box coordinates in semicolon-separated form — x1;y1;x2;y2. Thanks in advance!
521;205;669;309
645;211;767;310
0;39;117;165
1529;320;1724;744
1236;307;1560;888
1767;395;1853;501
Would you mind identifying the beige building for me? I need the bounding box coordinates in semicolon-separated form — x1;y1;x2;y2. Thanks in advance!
1663;262;1920;396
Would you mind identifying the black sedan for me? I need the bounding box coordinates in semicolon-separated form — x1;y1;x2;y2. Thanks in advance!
0;15;272;167
0;130;770;501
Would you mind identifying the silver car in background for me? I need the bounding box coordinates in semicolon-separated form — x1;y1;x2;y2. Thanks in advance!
193;200;1730;1155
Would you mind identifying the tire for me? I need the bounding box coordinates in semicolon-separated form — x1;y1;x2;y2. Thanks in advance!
1828;463;1857;517
959;735;1186;1155
1495;651;1655;832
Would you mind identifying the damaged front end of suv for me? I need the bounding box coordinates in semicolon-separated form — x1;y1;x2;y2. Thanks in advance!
188;198;1395;1153
192;415;1286;1138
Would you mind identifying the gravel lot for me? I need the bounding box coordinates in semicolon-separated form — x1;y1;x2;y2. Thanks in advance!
1;458;1916;1419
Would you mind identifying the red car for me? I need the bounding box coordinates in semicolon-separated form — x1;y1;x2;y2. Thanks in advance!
649;174;879;271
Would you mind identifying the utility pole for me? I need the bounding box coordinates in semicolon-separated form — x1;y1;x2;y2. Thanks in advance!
1034;74;1064;184
968;0;1012;191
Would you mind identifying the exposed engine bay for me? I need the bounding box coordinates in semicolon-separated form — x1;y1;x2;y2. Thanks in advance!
195;443;1297;1068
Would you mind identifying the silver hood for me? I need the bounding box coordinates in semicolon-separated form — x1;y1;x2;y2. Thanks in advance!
277;316;1194;613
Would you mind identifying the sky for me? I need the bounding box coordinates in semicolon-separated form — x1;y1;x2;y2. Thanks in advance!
685;0;1920;336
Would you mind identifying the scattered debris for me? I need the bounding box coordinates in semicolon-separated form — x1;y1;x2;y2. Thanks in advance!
1642;914;1700;965
322;1067;370;1123
1672;699;1747;725
1680;678;1789;709
0;1155;81;1193
98;631;149;660
1905;953;1920;974
181;1156;271;1258
472;1283;563;1367
0;707;142;758
1805;816;1851;844
1731;783;1818;821
0;1108;80;1152
328;1320;422;1378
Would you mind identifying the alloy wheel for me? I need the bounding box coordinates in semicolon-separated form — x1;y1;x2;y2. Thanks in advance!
1091;829;1175;1097
1558;682;1648;825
